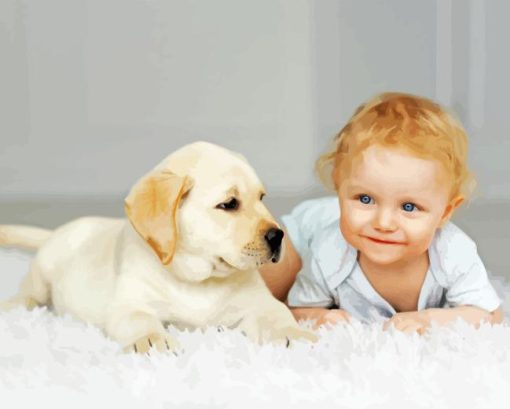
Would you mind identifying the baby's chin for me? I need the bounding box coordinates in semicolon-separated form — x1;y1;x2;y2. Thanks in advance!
360;251;406;267
355;241;410;266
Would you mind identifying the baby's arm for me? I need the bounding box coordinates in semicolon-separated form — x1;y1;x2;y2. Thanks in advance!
383;305;503;334
384;305;503;334
425;304;503;325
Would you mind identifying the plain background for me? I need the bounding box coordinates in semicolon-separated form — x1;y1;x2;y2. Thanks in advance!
1;0;509;281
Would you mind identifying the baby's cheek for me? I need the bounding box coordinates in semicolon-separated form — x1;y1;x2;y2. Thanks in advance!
340;210;364;245
404;221;437;251
345;207;371;229
340;209;355;232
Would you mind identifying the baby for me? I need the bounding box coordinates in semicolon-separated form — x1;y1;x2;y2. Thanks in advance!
260;92;503;334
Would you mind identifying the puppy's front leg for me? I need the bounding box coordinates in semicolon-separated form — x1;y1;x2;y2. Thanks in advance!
239;304;318;346
106;310;180;354
224;286;318;346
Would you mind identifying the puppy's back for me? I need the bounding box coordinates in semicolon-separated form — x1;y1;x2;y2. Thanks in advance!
35;217;125;272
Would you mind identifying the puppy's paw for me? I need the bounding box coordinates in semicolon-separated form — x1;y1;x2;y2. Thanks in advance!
264;326;318;347
0;297;39;312
126;332;181;355
284;327;319;343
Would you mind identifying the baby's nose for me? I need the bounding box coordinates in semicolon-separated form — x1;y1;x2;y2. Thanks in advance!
373;208;397;231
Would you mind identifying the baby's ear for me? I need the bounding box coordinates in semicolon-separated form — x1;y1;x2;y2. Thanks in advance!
440;195;464;226
124;170;194;265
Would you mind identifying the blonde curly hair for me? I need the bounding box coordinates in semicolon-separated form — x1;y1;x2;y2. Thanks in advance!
315;92;476;201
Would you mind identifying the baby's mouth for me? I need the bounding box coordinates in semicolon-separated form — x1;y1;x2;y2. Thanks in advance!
363;236;405;245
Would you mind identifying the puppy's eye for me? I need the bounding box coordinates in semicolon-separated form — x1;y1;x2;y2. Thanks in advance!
216;198;239;211
260;193;265;201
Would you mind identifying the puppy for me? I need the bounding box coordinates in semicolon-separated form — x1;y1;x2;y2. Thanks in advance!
0;141;316;353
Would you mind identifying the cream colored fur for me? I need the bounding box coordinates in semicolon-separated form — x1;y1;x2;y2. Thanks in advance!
0;142;316;353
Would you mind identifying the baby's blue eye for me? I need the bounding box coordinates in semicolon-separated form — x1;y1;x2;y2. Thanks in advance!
402;202;417;212
359;194;373;205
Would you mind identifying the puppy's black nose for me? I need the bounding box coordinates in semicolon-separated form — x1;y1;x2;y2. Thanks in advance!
264;228;284;262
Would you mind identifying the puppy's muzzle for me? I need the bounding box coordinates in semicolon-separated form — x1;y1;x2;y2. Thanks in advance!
264;228;284;263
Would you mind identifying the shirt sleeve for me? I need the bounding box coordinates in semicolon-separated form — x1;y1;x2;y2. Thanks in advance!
433;223;502;312
281;197;339;308
280;196;339;257
286;257;335;308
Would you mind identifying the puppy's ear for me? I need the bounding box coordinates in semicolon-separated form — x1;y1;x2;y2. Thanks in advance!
125;170;193;265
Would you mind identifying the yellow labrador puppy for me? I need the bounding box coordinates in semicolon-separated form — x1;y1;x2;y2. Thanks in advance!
0;141;316;353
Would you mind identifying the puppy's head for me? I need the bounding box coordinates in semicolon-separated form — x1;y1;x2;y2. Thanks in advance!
125;141;284;280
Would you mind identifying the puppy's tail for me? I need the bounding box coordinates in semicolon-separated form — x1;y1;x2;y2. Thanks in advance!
0;225;53;250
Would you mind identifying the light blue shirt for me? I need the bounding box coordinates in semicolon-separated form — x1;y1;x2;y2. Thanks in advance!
282;196;502;323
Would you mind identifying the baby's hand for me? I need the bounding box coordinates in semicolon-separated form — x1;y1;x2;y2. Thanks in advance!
383;310;431;335
314;309;351;329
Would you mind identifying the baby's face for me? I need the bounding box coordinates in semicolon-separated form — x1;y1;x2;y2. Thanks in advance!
337;145;455;267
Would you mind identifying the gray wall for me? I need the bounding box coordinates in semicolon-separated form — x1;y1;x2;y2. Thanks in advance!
1;0;317;197
2;0;509;200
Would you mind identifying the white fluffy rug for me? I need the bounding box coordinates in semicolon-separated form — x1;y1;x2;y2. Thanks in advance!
1;248;510;409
